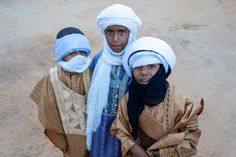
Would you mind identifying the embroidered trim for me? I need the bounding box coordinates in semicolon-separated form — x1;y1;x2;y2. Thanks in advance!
50;67;89;135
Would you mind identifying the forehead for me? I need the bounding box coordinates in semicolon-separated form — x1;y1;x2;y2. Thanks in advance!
135;63;160;68
106;25;128;31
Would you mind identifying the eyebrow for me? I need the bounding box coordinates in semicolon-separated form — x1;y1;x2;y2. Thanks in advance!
105;27;129;31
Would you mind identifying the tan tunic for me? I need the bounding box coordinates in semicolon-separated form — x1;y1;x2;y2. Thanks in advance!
110;85;204;157
30;67;90;157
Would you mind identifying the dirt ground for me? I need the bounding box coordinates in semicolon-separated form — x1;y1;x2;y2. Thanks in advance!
0;0;236;157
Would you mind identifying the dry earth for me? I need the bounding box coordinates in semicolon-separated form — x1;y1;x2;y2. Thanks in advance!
0;0;236;156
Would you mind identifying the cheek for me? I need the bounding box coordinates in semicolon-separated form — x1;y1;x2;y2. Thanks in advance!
133;71;140;80
63;54;77;61
151;69;159;76
119;36;129;50
123;34;129;44
63;56;72;61
105;36;112;45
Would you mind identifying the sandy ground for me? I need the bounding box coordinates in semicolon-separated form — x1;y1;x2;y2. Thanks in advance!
0;0;236;157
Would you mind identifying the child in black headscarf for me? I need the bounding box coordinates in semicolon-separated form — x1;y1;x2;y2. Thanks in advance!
111;37;204;157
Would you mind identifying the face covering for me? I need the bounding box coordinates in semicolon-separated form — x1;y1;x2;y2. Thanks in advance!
58;55;90;73
127;65;169;140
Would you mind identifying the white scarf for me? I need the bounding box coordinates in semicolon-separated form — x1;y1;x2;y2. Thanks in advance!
86;4;141;150
86;35;134;150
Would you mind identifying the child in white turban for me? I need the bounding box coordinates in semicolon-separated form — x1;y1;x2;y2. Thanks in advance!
86;4;141;157
30;27;91;157
111;37;204;157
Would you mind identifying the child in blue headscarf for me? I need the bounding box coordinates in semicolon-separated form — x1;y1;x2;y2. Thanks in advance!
30;27;91;157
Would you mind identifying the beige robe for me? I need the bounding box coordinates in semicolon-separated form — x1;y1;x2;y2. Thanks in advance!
30;67;90;157
110;85;204;157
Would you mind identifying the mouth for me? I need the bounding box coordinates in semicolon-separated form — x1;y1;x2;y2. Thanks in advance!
138;79;150;85
111;45;122;51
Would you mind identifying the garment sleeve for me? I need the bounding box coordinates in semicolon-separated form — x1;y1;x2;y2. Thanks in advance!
90;51;102;72
147;93;204;157
110;94;136;156
30;75;68;152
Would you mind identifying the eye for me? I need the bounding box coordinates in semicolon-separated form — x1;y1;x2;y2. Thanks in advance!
105;29;113;36
134;66;142;70
148;64;155;69
80;51;87;56
71;51;77;56
119;29;128;36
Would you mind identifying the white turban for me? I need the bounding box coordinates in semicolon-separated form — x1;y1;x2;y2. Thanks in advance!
96;4;141;35
123;37;176;77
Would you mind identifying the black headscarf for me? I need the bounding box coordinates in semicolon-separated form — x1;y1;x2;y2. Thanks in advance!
127;64;169;139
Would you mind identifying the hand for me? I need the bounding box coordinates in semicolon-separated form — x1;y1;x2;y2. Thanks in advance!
130;144;149;157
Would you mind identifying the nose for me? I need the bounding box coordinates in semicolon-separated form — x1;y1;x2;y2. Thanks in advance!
139;66;149;75
113;32;119;41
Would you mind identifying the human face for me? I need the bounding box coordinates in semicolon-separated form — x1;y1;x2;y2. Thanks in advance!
105;25;130;53
133;64;160;85
63;50;87;61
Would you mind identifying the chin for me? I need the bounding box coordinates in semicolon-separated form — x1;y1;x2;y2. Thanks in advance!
112;49;122;53
138;81;149;85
